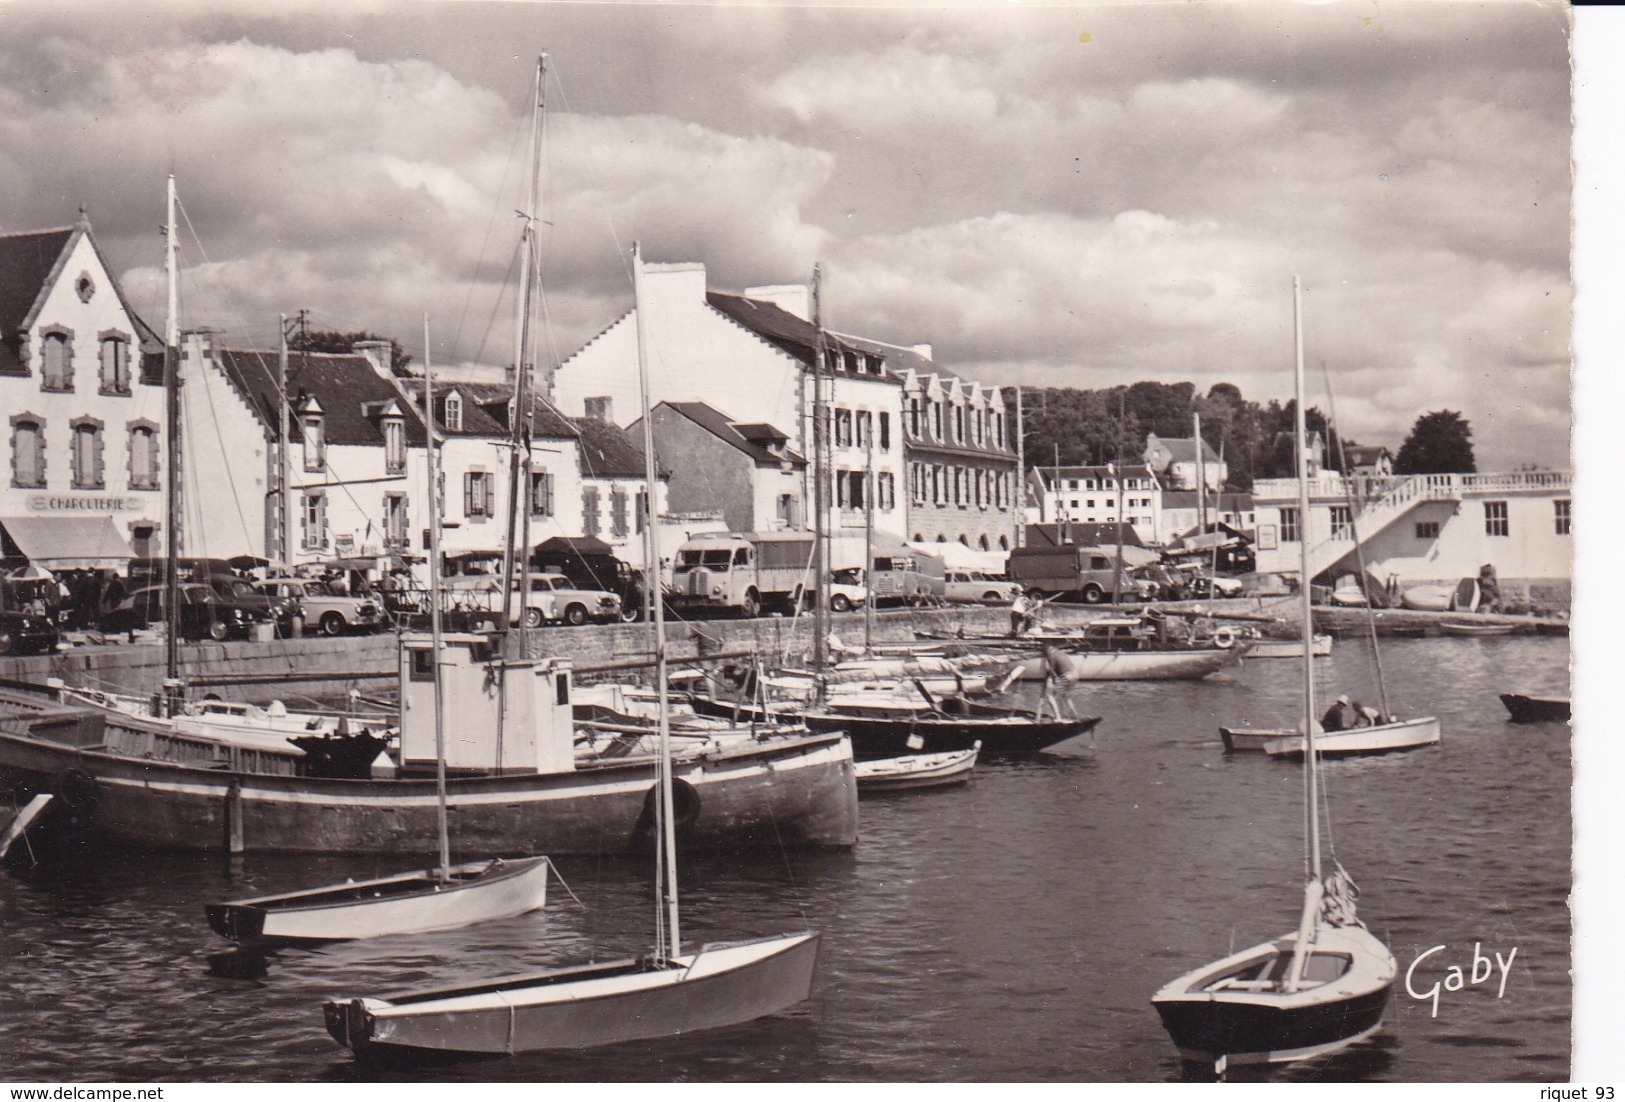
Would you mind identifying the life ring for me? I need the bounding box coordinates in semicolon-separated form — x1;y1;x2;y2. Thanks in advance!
1213;628;1236;649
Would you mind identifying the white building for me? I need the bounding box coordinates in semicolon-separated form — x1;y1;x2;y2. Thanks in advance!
553;262;907;564
0;217;167;568
1024;465;1162;546
1143;434;1226;492
1250;470;1573;605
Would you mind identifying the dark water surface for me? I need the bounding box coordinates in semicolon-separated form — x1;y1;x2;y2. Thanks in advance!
1;636;1570;1082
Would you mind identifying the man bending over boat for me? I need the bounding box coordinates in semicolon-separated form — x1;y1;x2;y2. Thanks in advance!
1321;694;1389;731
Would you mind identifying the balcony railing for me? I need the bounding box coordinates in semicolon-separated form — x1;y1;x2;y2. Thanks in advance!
1253;470;1570;502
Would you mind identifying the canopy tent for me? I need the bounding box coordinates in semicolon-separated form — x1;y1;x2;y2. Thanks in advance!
0;516;133;570
906;540;1004;574
534;535;615;557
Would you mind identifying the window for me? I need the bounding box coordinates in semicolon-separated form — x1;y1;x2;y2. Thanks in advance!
384;417;405;473
834;409;853;447
582;486;600;537
953;405;965;444
1329;505;1353;540
41;330;73;391
907;399;920;438
879;472;895;510
127;421;159;490
464;471;493;519
384;493;408;547
1484;500;1509;538
1280;507;1300;543
302;491;328;549
99;334;131;395
879;411;890;452
70;418;104;489
855;410;871;449
636;490;649;534
530;471;554;517
1415;520;1440;540
443;393;463;431
11;416;45;488
931;401;943;440
303;415;326;472
610;488;629;538
1555;499;1570;536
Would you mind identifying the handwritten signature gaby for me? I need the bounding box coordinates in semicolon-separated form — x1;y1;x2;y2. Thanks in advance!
1404;943;1518;1017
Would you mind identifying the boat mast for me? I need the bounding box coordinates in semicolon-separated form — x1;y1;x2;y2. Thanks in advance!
1285;273;1323;992
1110;390;1125;605
423;316;451;881
863;427;875;654
633;242;680;961
1013;385;1025;549
502;54;546;634
163;174;181;707
810;265;829;677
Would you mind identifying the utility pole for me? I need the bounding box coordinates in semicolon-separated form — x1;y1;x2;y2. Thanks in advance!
278;315;293;567
811;264;829;677
1014;386;1025;547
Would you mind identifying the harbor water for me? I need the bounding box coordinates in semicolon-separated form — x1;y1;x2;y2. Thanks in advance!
0;635;1570;1082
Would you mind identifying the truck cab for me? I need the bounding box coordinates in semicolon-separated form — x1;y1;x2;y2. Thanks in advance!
669;531;815;618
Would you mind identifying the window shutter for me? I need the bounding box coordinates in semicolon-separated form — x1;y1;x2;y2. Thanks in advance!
465;472;474;517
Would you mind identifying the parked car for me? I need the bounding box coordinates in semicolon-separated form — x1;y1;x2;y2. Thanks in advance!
944;570;1023;605
522;572;623;626
255;577;385;636
532;536;645;622
201;574;299;635
105;583;271;641
826;569;871;613
1132;563;1191;602
0;572;62;655
1176;564;1244;598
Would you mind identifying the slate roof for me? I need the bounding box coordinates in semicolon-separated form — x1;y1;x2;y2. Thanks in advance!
1024;522;1147;549
1147;435;1223;465
216;349;426;446
0;224;162;377
452;381;580;440
570;414;653;480
1161;491;1254;511
705;292;899;384
657;401;806;468
1341;444;1391;467
1033;464;1157;485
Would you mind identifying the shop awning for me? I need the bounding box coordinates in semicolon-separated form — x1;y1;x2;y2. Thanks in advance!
0;516;134;569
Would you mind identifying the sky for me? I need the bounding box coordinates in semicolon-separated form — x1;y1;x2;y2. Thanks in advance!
0;0;1574;470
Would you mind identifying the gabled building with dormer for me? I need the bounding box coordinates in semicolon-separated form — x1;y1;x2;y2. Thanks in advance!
1143;433;1227;492
629;400;806;535
0;216;166;568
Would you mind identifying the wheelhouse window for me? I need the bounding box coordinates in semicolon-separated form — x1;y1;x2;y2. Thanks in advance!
99;334;132;395
11;417;45;488
70;418;105;489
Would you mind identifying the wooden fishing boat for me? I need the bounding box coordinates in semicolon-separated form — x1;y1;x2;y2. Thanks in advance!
1440;621;1517;637
1400;584;1453;612
0;793;52;860
323;232;819;1058
205;857;551;942
1246;635;1332;659
854;742;979;793
1245;716;1442;758
1157;279;1398;1071
987;645;1243;683
1499;693;1570;724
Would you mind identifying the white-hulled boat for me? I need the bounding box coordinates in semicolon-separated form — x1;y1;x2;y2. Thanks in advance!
1242;715;1442;758
1246;634;1332;659
855;742;980;793
1155;277;1398;1071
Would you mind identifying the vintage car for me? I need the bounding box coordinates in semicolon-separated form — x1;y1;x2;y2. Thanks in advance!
826;569;871;613
256;577;386;636
520;571;623;626
0;572;62;656
943;570;1022;605
105;583;272;641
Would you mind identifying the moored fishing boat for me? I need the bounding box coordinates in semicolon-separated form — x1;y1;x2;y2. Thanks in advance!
854;742;979;793
1499;692;1570;723
1247;634;1332;659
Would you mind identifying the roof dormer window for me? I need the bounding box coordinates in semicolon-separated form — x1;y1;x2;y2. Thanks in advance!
444;392;463;432
303;413;326;472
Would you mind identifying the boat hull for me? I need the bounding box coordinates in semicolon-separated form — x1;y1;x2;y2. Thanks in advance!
1152;926;1396;1067
1258;716;1441;758
325;932;821;1056
687;696;1098;759
1246;636;1332;659
0;709;859;855
1440;622;1517;637
1499;693;1570;724
994;647;1243;682
205;856;551;942
854;747;978;792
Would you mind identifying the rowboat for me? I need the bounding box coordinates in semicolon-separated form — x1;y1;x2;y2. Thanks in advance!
1499;693;1570;724
1440;621;1517;637
1224;716;1442;758
854;742;979;793
1244;635;1332;659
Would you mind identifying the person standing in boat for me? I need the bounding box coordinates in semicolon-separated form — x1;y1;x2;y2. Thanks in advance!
1009;592;1037;637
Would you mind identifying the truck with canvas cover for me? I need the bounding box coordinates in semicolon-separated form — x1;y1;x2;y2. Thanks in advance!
669;531;815;618
1007;544;1156;604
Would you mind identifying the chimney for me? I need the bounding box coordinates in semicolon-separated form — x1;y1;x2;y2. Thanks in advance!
353;340;393;379
584;396;613;423
911;343;933;360
745;284;811;322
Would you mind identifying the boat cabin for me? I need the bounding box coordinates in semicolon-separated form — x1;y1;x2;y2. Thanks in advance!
398;633;574;775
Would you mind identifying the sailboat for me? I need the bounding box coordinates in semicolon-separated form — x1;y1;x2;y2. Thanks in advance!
1152;277;1397;1070
205;318;549;945
320;229;819;1058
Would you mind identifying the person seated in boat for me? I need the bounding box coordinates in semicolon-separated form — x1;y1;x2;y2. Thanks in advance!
1321;694;1363;732
1357;703;1387;727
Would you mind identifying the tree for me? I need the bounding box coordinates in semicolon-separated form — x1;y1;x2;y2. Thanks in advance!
1395;410;1476;474
289;329;413;376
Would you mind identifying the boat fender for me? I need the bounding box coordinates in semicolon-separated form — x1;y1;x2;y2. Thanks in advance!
1213;628;1236;649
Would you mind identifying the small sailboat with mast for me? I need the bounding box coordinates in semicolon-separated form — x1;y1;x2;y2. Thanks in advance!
1152;278;1397;1070
205;316;550;945
320;234;819;1058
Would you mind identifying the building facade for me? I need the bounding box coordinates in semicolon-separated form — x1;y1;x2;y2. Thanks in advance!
631;401;806;535
0;219;166;567
1025;464;1162;546
1250;470;1573;603
1143;434;1226;492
